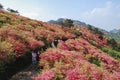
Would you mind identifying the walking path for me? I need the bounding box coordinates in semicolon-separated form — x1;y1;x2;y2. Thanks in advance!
10;64;39;80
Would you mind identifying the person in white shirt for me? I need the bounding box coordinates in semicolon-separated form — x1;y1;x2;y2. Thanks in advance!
51;39;58;48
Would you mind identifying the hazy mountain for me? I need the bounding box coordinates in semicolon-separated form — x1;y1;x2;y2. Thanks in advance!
48;18;109;35
110;29;120;33
48;18;87;26
109;28;120;41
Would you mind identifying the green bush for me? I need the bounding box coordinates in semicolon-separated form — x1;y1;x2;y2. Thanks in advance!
89;40;96;46
100;47;120;60
89;56;101;66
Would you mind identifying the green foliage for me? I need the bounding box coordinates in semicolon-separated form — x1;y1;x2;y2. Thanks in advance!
0;41;14;53
57;21;64;26
87;24;93;30
107;38;120;51
0;13;11;27
25;23;34;31
63;19;73;27
100;47;120;60
108;38;117;46
89;56;101;66
87;24;104;35
49;18;74;28
0;4;3;9
89;40;96;46
109;29;120;41
71;28;82;37
7;8;19;14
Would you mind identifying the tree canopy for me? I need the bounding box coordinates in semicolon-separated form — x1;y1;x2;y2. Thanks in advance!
63;19;73;27
7;8;19;14
0;4;3;9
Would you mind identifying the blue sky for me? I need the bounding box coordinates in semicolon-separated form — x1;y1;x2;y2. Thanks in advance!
0;0;120;31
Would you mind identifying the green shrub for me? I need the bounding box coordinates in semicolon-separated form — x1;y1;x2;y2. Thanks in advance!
89;40;96;46
89;56;101;66
100;47;120;60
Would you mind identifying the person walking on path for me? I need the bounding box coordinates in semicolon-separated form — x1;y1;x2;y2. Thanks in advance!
32;51;37;65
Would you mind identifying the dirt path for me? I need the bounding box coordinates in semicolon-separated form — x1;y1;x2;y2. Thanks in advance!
10;64;39;80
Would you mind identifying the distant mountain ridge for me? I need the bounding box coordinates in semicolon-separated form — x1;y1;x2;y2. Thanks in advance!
48;18;87;26
48;18;109;35
109;28;120;41
110;29;120;33
48;18;120;41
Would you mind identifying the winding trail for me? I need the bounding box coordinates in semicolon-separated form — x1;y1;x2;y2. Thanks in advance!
10;64;39;80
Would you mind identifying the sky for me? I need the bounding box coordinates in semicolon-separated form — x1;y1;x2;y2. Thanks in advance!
0;0;120;31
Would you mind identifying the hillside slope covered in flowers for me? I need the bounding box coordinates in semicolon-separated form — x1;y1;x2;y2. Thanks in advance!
0;10;120;80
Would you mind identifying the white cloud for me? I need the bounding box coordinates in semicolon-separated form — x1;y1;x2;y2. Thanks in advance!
20;8;45;21
60;16;67;18
20;8;57;21
83;1;114;18
81;1;120;31
21;12;40;19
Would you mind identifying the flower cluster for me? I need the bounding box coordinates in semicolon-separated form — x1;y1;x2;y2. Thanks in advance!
80;26;108;47
37;48;120;80
65;68;87;80
33;70;54;80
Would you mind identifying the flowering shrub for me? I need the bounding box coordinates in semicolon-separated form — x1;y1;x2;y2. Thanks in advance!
0;41;13;53
80;26;107;47
27;37;44;49
40;49;64;63
65;39;84;51
33;70;54;80
36;35;120;80
37;48;120;80
57;40;70;50
65;68;87;80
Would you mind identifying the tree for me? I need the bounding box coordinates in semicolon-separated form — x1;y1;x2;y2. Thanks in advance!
108;38;117;48
63;19;73;27
88;24;104;35
7;8;19;14
87;24;93;30
57;21;64;26
0;4;3;9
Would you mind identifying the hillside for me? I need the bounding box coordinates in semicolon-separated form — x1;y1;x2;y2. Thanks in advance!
0;10;75;79
48;18;109;33
0;10;120;80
